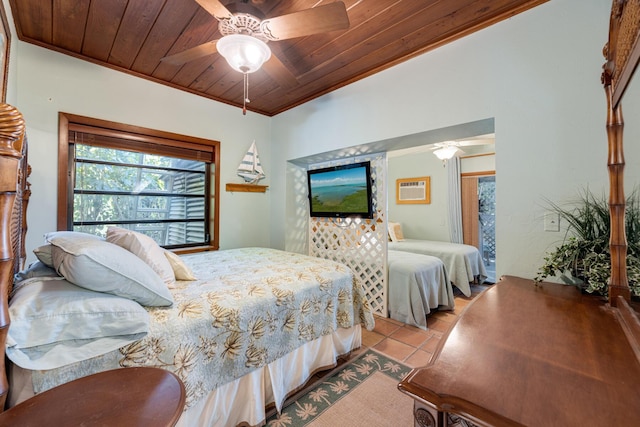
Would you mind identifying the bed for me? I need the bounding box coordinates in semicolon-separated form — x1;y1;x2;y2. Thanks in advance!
388;238;487;297
0;107;375;426
387;250;454;330
387;222;487;297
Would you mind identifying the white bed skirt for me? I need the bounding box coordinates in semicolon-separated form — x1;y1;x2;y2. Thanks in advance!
10;325;362;427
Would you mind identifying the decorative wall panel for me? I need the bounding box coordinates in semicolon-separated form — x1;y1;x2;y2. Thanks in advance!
308;154;387;317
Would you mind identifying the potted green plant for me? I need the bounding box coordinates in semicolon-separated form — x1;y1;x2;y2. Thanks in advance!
535;189;640;298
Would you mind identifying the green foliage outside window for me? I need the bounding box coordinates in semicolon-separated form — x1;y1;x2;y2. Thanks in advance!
73;144;206;246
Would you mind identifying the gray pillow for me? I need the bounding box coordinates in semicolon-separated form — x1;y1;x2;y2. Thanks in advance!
45;231;174;307
33;244;54;268
14;260;59;282
13;260;60;295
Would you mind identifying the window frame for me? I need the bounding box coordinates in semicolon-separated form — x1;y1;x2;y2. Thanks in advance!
58;112;220;252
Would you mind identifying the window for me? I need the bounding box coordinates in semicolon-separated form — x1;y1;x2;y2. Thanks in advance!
58;113;220;251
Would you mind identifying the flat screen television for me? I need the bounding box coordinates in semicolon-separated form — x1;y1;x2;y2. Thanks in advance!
307;161;374;218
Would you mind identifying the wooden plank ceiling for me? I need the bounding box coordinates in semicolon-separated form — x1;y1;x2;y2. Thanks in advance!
8;0;548;116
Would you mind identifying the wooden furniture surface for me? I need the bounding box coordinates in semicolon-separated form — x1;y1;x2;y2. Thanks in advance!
399;275;640;426
225;182;269;192
0;367;185;427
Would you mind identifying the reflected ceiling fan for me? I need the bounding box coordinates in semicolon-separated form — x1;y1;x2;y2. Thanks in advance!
161;0;350;114
430;138;495;160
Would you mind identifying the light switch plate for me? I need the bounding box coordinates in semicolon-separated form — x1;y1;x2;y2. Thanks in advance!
544;211;560;232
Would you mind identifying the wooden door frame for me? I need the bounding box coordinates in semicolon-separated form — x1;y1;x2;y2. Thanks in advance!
460;170;495;250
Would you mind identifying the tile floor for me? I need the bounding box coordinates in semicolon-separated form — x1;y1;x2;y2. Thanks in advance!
362;284;491;368
284;283;492;413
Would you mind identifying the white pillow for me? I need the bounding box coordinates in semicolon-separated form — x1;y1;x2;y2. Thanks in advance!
388;222;405;242
45;231;173;307
106;226;175;285
7;277;149;370
164;250;197;281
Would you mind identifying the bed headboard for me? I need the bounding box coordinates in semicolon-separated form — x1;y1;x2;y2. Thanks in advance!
602;0;640;306
0;103;28;409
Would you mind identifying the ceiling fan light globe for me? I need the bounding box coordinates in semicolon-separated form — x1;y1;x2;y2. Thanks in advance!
433;146;459;160
217;34;271;74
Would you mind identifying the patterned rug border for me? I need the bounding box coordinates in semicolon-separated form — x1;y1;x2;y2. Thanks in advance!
266;349;411;427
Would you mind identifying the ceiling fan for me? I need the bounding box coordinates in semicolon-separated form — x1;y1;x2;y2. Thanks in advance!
430;138;495;160
161;1;350;113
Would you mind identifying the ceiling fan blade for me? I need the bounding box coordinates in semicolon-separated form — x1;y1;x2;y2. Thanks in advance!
432;142;452;148
262;54;298;89
457;138;495;146
194;0;233;20
261;2;349;41
160;40;219;65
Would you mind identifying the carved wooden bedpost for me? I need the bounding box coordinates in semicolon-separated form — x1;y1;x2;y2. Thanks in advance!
604;80;630;305
601;0;640;306
0;103;26;410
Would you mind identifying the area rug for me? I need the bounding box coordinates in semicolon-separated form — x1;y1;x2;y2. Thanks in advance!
265;349;414;426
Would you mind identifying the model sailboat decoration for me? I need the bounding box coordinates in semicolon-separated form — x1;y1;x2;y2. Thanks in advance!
237;141;265;184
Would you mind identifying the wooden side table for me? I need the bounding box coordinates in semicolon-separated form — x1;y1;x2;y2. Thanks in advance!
0;367;185;426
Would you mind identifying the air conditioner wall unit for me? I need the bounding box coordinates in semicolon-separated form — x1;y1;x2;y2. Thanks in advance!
396;177;430;204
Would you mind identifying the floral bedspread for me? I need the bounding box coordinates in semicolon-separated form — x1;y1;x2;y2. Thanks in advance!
32;248;374;409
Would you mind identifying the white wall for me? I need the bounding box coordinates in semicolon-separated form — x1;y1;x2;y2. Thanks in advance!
387;152;450;241
10;37;272;262
271;0;640;280
386;151;496;242
460;154;495;175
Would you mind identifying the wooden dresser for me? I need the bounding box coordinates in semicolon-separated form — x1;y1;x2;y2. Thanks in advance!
398;276;640;426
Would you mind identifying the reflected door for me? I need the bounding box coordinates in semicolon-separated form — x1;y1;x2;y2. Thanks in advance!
461;174;495;279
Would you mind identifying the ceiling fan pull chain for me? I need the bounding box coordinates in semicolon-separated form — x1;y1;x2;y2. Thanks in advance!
243;73;250;115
